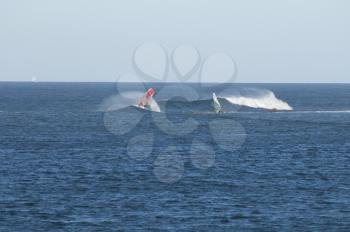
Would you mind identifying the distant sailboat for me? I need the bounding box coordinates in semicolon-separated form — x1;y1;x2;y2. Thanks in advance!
31;76;37;82
212;92;222;113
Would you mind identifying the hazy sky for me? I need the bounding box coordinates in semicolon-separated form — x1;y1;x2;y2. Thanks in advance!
1;0;349;83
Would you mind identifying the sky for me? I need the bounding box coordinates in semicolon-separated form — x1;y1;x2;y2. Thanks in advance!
1;0;349;83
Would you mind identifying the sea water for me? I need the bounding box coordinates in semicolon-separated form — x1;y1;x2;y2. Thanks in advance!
0;82;349;231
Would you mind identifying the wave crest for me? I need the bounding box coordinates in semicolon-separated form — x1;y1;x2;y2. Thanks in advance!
223;88;293;111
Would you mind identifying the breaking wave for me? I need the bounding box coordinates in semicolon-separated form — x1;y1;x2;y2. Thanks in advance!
222;88;293;111
99;88;292;113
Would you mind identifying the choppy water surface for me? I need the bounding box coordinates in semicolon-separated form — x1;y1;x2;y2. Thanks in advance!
0;82;349;231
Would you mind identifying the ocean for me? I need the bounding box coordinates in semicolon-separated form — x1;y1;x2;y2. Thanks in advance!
0;82;349;231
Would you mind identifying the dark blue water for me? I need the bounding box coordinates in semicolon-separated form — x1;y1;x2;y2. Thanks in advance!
0;82;350;231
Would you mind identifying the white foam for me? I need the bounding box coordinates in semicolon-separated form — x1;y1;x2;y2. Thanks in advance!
224;89;293;111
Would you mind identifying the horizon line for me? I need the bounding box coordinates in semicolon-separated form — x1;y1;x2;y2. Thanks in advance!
0;81;349;84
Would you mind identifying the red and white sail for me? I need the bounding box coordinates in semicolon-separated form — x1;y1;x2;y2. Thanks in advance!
138;88;155;108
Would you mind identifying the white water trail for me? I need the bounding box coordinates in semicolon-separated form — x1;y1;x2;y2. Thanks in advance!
223;88;293;111
289;110;350;114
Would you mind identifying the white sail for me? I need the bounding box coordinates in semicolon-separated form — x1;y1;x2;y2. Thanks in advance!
212;92;222;113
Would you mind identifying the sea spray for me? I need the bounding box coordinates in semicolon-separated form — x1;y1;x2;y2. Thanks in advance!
221;88;293;111
98;91;161;112
98;92;141;112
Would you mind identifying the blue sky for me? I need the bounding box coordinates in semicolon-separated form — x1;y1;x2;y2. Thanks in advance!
1;0;349;83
